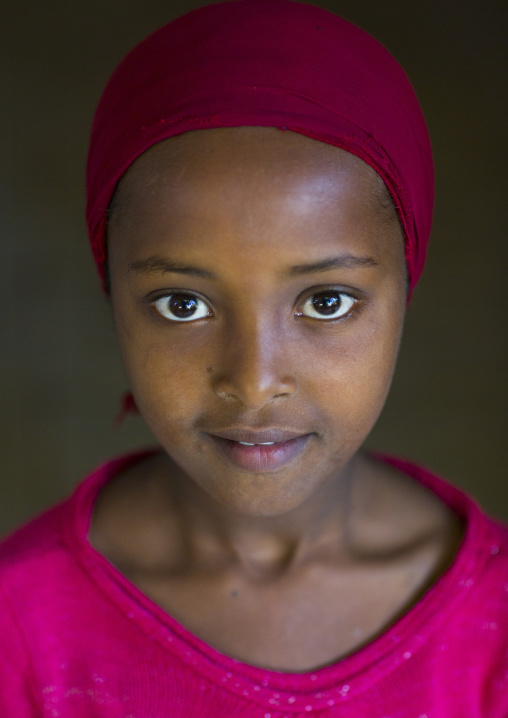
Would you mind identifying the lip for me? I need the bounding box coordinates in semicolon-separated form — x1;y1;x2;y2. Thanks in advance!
207;429;313;473
210;428;310;444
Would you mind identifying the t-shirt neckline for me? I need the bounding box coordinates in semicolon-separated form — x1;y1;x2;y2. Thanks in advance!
66;449;490;710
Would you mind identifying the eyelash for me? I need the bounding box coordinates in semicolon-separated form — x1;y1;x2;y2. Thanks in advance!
149;288;359;324
151;292;212;322
296;290;357;321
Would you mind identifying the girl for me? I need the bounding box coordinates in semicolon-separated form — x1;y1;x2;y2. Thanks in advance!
1;1;507;716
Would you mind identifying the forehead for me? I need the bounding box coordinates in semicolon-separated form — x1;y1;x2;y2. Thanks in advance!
113;127;393;221
108;127;403;272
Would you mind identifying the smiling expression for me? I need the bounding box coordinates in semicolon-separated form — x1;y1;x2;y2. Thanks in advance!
107;127;407;516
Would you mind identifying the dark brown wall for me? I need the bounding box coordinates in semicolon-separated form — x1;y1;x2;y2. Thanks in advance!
1;0;506;536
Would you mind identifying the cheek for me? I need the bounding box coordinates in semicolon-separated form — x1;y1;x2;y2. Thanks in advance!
115;314;212;433
307;310;403;430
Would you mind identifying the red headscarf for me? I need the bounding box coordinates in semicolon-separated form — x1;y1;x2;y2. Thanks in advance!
86;0;433;296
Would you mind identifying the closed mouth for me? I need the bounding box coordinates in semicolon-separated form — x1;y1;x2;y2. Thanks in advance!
206;431;314;473
207;428;313;444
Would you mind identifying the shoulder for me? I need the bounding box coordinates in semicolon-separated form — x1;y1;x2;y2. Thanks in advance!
89;450;184;573
374;456;508;707
352;453;465;565
385;454;508;558
0;451;151;598
0;500;78;685
358;452;508;606
0;502;70;583
364;451;507;540
0;498;91;651
375;453;508;611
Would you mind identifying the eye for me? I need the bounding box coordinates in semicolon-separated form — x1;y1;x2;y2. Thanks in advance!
152;293;211;322
299;290;356;320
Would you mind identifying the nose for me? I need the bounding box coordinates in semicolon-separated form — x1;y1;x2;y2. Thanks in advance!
212;318;298;410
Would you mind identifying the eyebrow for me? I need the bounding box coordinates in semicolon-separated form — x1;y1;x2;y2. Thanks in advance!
128;253;379;280
287;255;379;276
128;256;218;280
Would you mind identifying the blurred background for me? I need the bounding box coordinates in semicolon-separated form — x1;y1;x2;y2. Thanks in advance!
1;0;506;537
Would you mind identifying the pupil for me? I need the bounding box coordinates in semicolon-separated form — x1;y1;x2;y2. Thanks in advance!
170;295;198;317
313;293;340;315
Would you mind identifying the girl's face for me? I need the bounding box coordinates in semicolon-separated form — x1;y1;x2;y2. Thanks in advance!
108;127;407;516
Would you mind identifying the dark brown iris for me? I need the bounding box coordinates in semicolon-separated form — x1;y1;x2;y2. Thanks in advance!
312;292;342;315
169;294;199;318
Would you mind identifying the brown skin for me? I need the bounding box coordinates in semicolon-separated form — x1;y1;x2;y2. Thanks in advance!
91;127;463;671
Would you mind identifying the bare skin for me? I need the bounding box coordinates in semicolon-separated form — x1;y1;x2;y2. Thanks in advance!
91;127;463;672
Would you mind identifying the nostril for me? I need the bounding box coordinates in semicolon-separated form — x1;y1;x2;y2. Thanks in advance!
214;387;235;401
210;356;298;408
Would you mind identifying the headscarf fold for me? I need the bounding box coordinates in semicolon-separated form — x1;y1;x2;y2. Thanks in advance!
86;0;434;296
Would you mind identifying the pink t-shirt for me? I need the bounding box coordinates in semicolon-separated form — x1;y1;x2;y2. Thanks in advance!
1;451;507;717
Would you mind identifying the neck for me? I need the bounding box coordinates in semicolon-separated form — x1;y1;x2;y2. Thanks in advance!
160;453;364;575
